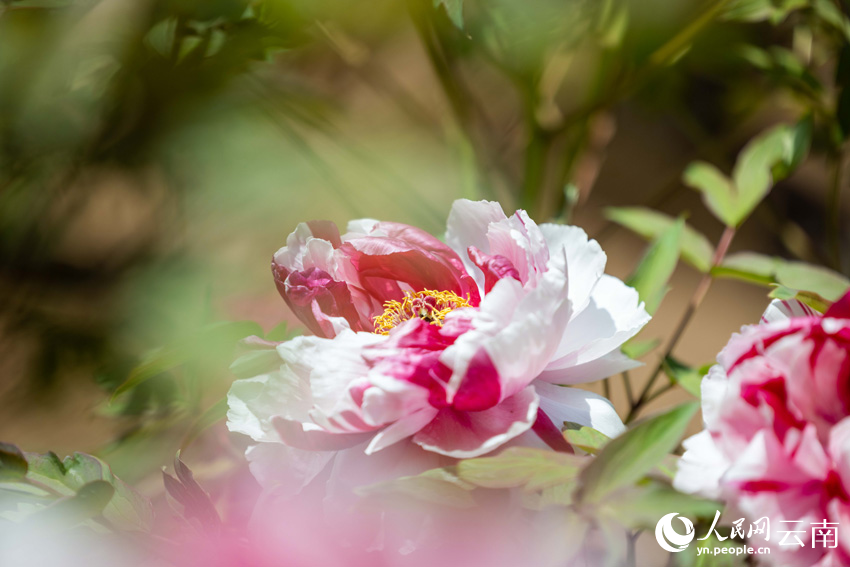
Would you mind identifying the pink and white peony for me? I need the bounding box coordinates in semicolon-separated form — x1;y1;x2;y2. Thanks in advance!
227;199;649;497
674;294;850;567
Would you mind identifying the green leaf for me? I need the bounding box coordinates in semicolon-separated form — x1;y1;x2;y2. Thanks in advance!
598;480;719;530
715;253;850;302
683;162;737;227
564;426;611;454
775;261;850;302
769;285;830;313
621;338;660;359
112;320;263;400
578;402;699;502
626;218;684;314
36;480;115;525
662;357;705;398
229;348;282;379
457;447;585;491
605;207;714;272
0;443;28;481
24;452;153;531
685;121;811;227
433;0;464;29
357;467;476;508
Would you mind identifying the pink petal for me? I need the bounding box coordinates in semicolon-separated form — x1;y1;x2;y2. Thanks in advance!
413;386;539;458
272;417;374;452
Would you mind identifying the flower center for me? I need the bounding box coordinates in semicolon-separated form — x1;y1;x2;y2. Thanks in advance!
373;289;471;335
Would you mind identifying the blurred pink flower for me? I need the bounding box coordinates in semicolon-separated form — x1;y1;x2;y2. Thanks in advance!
675;295;850;566
227;199;648;497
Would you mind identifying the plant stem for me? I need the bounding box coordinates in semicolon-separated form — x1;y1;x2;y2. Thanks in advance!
626;225;736;423
621;371;635;408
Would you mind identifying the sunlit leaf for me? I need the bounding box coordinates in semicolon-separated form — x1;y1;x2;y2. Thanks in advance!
605;207;714;272
578;402;698;502
662;356;704;398
683;162;737;227
621;338;660;359
626;218;683;314
564;426;610;454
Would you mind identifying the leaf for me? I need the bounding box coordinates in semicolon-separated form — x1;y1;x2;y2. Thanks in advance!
433;0;464;29
662;357;705;398
714;253;849;302
457;447;585;491
577;402;699;502
0;443;28;481
685;121;811;227
357;467;476;509
598;480;719;530
626;218;684;314
37;480;115;525
564;426;611;454
605;207;714;272
621;338;660;359
112;320;263;400
769;285;830;313
775;261;850;302
24;451;153;531
683;162;737;227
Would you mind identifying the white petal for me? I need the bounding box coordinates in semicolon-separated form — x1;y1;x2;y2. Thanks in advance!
445;199;507;290
548;274;650;369
539;223;607;314
700;364;728;429
672;431;728;500
226;364;312;443
538;349;642;385
760;298;817;324
534;381;625;438
244;443;333;494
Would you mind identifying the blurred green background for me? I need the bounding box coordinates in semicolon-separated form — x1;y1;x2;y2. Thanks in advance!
1;0;849;487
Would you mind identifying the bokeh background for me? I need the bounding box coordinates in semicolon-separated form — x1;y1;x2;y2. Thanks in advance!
1;0;848;507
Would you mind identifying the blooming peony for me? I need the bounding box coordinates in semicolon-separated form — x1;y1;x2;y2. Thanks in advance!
227;199;649;498
675;294;850;567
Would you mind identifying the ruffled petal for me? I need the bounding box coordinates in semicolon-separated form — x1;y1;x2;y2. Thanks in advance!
244;443;334;494
539;223;606;314
672;431;729;500
538;349;642;385
413;386;539;458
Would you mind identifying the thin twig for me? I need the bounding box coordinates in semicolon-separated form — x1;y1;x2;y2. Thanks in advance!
626;225;736;423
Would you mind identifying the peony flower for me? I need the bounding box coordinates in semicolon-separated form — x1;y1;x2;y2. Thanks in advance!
227;199;649;498
674;294;850;567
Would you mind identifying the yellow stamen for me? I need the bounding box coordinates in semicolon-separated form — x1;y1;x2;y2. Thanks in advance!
373;289;471;335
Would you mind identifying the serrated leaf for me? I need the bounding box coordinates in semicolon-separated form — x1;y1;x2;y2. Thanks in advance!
626;218;684;314
35;480;115;526
24;452;153;531
578;402;699;502
433;0;464;29
458;448;584;492
605;207;714;272
357;467;476;508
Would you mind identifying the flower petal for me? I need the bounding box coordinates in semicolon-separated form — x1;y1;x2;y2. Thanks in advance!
365;406;440;455
534;381;625;438
413;386;539;458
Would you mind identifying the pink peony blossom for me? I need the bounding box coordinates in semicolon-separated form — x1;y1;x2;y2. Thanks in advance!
227;199;648;498
675;294;850;567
